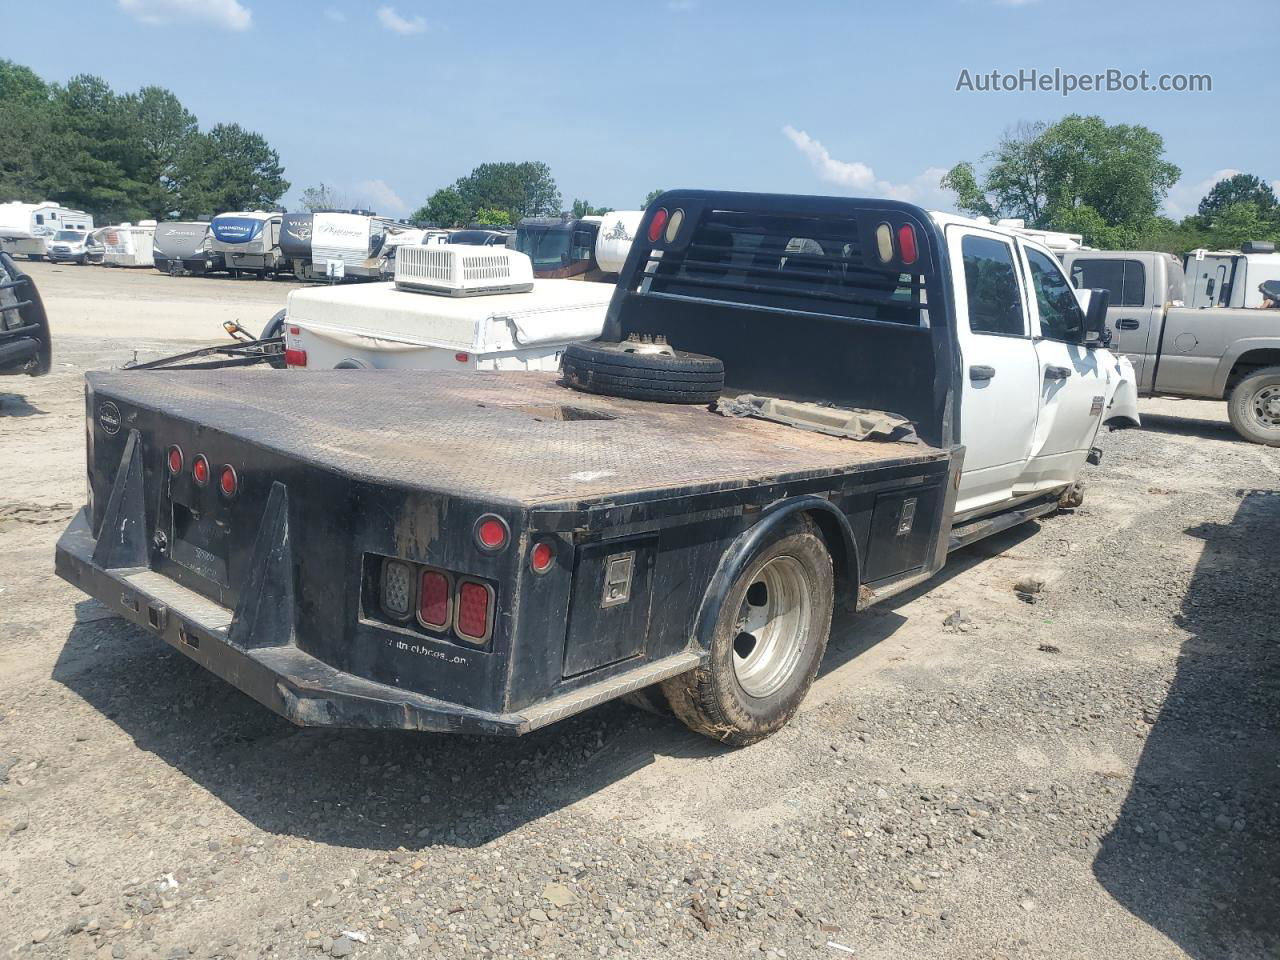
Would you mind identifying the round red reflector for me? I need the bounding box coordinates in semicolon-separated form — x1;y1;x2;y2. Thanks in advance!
530;540;555;574
455;352;470;363
647;208;669;244
167;446;183;475
219;465;237;497
476;516;508;551
897;224;918;265
192;455;209;486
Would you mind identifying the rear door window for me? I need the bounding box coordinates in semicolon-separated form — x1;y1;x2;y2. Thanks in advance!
961;234;1026;336
1069;258;1146;307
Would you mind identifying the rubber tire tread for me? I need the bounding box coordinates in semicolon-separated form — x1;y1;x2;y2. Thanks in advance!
661;517;834;746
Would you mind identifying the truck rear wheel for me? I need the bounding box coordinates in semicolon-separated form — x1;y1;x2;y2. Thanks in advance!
662;519;833;746
1228;366;1280;446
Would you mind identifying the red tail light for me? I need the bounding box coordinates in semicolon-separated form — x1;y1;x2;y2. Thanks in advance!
192;455;210;486
417;569;451;631
167;446;183;475
647;208;669;244
897;224;918;265
475;515;509;552
530;540;555;574
455;352;470;363
284;348;307;367
219;465;238;498
455;580;494;643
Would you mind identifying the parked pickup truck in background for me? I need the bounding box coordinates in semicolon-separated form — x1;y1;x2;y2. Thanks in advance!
55;192;1137;747
1063;247;1280;445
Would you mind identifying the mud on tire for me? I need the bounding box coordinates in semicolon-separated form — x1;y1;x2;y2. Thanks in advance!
662;517;834;746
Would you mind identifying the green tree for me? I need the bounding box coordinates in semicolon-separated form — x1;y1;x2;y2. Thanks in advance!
175;123;289;216
643;188;665;208
0;61;53;202
1200;202;1280;250
941;115;1180;246
475;207;513;227
571;199;613;218
123;86;199;218
412;186;468;227
1197;174;1278;220
453;161;560;222
299;183;348;212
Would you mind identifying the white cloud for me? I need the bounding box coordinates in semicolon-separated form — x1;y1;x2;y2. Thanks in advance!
323;7;346;22
782;125;953;209
1162;168;1241;219
118;0;251;30
352;179;407;218
377;6;426;35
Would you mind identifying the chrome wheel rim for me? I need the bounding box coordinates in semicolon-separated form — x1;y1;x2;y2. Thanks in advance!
731;555;811;698
1252;385;1280;427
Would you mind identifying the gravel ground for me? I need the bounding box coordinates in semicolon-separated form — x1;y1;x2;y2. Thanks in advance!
1;266;1278;959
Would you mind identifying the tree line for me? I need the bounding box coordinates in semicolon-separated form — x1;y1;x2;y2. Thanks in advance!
0;60;288;224
942;114;1280;253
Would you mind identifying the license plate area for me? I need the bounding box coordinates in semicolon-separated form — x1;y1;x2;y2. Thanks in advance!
171;500;230;586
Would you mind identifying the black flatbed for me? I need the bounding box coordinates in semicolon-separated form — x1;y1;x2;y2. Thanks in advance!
88;369;945;507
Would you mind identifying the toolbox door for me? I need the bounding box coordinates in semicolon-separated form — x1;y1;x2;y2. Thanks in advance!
863;486;943;583
562;535;657;677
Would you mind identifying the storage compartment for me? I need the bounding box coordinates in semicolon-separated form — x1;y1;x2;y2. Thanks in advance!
863;485;942;582
562;535;657;677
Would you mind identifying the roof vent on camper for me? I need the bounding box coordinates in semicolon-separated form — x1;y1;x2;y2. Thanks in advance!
1241;241;1276;255
394;244;534;297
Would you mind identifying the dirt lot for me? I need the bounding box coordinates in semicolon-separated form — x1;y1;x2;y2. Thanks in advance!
1;261;1278;960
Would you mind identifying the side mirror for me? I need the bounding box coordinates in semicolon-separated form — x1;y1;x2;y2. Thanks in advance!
1083;288;1111;346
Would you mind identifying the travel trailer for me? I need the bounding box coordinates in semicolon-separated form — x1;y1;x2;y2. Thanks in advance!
0;201;93;259
101;221;158;267
152;221;221;275
209;210;284;276
305;212;392;281
514;210;643;279
279;213;313;280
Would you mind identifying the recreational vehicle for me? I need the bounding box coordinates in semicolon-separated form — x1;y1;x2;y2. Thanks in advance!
513;210;642;280
0;201;93;259
209;210;284;277
152;221;221;275
101;221;158;267
280;213;313;280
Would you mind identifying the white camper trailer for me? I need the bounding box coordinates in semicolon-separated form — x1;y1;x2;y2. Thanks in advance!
152;221;221;275
209;210;284;276
280;245;613;371
101;221;158;267
0;201;94;259
303;212;392;281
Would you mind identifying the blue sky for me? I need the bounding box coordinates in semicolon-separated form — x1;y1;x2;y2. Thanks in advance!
4;0;1275;219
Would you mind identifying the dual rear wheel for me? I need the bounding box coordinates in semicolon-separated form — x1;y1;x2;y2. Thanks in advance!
657;519;834;746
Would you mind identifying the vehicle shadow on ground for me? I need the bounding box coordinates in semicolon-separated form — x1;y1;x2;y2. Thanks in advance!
49;518;1043;854
1137;412;1239;443
1093;488;1280;958
0;392;45;417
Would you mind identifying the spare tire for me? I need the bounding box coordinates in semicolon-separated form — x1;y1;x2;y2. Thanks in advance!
561;338;725;404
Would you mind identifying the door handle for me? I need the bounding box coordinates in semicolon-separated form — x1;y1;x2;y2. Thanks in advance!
1044;365;1072;381
969;365;996;381
1116;318;1140;330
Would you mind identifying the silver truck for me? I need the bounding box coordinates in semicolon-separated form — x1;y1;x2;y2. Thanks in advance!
1062;247;1280;445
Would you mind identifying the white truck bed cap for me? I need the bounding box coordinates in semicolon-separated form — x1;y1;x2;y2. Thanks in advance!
285;279;615;352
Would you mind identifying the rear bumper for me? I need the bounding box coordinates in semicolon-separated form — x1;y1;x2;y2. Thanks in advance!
54;508;519;734
55;508;699;734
